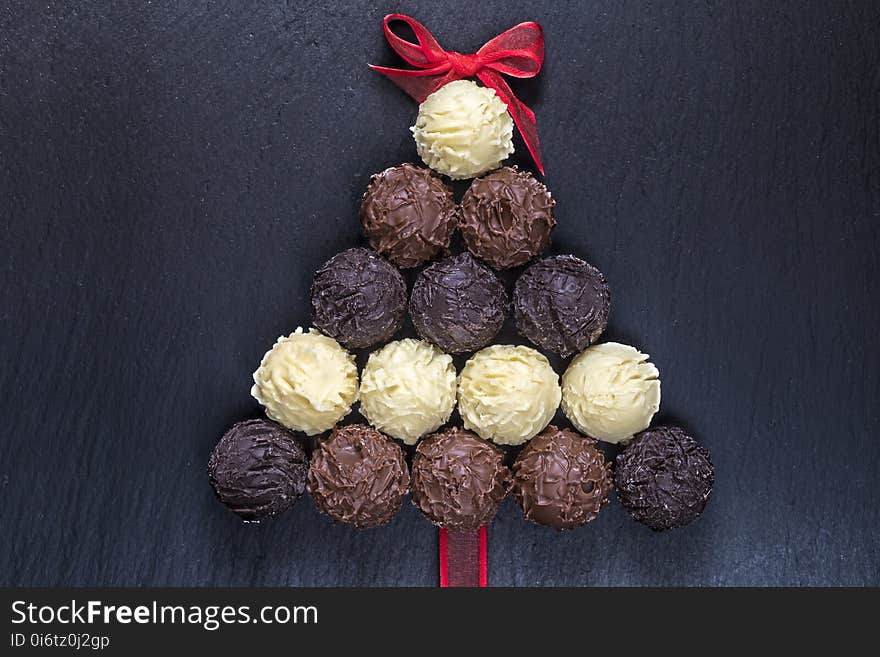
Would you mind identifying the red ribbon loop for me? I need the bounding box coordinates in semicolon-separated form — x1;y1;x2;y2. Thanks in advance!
370;13;545;175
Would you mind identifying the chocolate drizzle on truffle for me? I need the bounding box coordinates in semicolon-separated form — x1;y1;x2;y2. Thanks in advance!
360;163;457;268
410;253;508;353
308;424;410;528
310;248;406;349
614;426;714;531
208;419;308;521
460;167;555;270
512;426;612;530
514;254;610;357
411;427;511;530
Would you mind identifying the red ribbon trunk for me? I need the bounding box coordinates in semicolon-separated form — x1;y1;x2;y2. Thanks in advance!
439;527;488;588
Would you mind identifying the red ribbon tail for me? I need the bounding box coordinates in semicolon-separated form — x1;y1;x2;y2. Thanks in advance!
439;527;488;588
479;70;544;175
369;65;462;104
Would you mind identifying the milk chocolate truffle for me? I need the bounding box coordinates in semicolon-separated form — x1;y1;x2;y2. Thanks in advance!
208;419;308;521
562;342;660;444
410;252;508;354
411;427;511;530
615;426;714;531
308;424;410;528
360;164;457;268
310;248;406;349
359;339;457;444
513;426;612;530
460;167;555;270
251;328;358;435
457;344;561;446
411;80;514;179
514;255;610;357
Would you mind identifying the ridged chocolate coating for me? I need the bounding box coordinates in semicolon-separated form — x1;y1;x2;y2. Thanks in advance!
409;253;508;354
513;426;612;530
208;419;308;521
310;248;406;349
360;164;457;268
411;427;511;530
308;424;410;528
615;426;714;531
514;255;610;357
460;167;555;270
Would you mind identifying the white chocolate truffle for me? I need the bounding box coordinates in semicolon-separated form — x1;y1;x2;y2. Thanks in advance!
251;328;358;435
411;80;514;180
458;344;561;446
359;339;456;444
561;342;661;444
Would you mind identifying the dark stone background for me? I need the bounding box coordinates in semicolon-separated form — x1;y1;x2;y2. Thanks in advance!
1;1;878;586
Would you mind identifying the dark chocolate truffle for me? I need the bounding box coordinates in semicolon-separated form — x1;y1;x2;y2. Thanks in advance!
310;248;406;349
512;426;612;530
360;163;457;268
514;255;610;357
614;426;714;531
409;253;508;354
459;167;555;270
208;419;308;521
308;424;410;528
411;427;511;530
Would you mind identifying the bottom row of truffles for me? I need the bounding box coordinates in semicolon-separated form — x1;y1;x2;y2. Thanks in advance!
208;419;714;532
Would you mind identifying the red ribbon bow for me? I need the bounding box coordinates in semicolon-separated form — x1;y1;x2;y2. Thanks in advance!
370;14;545;175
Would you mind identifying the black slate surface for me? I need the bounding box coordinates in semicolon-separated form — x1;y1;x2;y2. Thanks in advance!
1;1;878;587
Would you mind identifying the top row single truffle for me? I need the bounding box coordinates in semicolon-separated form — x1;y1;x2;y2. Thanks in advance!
412;80;514;180
361;164;554;270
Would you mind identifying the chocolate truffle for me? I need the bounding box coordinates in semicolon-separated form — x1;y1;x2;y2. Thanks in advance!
409;252;508;354
411;80;514;179
457;344;561;446
359;339;457;444
251;328;358;435
562;342;660;443
310;248;406;349
460;167;555;270
513;426;612;530
514;255;610;357
208;419;308;521
308;424;410;528
360;163;457;268
614;426;714;531
411;427;511;530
